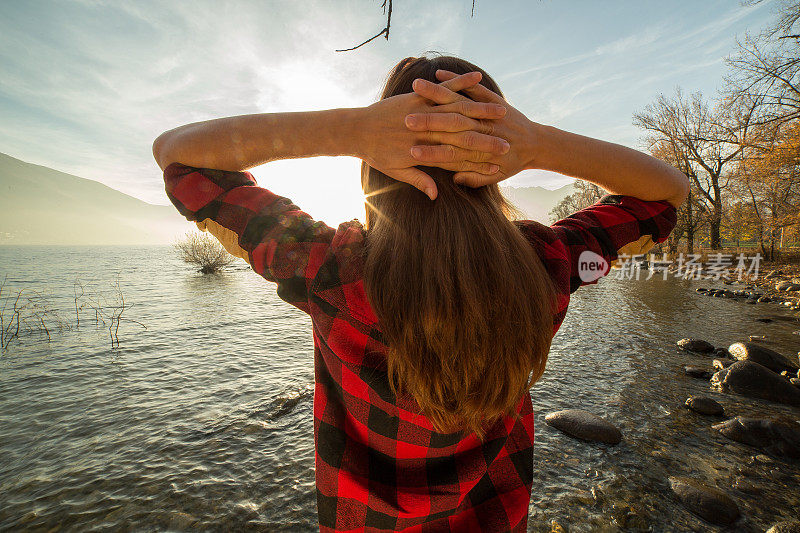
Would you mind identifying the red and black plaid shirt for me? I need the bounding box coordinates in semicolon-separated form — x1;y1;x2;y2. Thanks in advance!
164;163;677;532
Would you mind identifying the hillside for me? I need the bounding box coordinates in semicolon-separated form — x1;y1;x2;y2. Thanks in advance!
501;183;574;223
0;153;189;245
0;153;572;244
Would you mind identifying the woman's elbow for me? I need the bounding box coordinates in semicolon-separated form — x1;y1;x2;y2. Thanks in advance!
152;133;167;171
152;130;178;171
666;170;690;209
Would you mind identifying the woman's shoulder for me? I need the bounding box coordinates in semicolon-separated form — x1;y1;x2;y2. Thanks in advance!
513;219;569;261
308;218;378;324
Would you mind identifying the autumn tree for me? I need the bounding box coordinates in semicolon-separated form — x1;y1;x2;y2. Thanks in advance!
734;120;800;258
549;180;605;222
720;199;759;247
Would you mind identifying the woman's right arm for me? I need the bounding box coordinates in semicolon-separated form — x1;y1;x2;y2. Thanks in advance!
405;70;689;209
524;124;689;209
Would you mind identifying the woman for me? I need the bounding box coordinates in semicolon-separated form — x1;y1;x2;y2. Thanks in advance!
153;55;687;532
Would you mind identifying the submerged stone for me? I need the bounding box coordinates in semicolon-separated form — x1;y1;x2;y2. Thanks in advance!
544;409;622;445
712;416;800;461
684;365;712;379
684;396;724;416
668;477;740;526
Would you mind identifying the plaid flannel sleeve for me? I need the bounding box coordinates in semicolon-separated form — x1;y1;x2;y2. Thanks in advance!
163;163;335;313
550;194;678;293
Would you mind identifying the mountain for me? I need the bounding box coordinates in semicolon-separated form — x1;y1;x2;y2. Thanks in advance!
0;153;189;245
0;152;573;245
501;183;574;223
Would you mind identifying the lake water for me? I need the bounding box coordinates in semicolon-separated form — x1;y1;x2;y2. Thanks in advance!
1;245;799;532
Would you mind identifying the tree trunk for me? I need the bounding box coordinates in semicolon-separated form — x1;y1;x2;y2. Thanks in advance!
709;212;722;250
686;190;695;254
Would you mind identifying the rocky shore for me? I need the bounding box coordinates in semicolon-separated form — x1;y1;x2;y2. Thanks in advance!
543;268;800;531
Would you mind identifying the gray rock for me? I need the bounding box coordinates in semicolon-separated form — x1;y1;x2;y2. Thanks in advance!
677;338;714;354
711;347;731;359
712;416;800;461
684;365;712;379
668;477;740;526
712;359;734;371
684;396;724;416
767;521;800;533
544;409;622;444
728;342;799;373
711;360;800;406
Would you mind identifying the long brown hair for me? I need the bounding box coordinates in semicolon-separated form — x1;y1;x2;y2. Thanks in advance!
362;55;556;441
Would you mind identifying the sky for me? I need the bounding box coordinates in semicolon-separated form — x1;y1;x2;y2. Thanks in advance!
0;0;780;225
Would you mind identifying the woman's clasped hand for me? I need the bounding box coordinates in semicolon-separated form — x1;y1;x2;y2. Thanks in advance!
405;69;539;189
359;71;513;200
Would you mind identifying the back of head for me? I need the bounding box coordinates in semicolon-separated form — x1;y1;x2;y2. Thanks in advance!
362;54;556;441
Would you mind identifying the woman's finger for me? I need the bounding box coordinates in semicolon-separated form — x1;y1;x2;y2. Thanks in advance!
406;112;480;133
422;131;510;156
405;101;505;132
437;71;482;93
452;170;504;188
411;143;497;165
443;100;506;119
410;71;482;104
426;160;501;175
412;78;469;105
385;166;438;200
435;69;506;105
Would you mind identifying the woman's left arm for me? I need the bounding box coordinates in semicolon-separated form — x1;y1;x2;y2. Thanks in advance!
153;72;510;200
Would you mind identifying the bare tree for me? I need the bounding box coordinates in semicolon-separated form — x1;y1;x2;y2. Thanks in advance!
726;0;800;125
650;139;708;253
173;231;238;274
634;89;757;249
